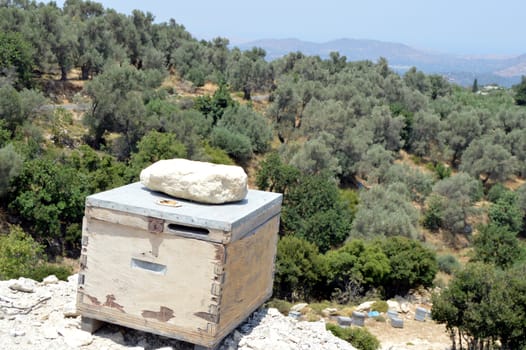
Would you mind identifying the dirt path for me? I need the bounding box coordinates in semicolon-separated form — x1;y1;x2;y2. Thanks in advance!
365;315;451;350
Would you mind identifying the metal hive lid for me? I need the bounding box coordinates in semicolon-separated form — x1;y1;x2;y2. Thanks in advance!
85;182;282;233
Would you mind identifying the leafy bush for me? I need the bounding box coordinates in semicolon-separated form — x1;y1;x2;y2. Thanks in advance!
374;236;438;297
127;130;187;181
265;299;292;315
200;142;234;165
351;184;420;240
437;254;461;274
0;226;43;280
283;173;353;252
488;191;523;234
273;236;325;301
326;323;380;350
8;158;89;256
217;104;273;153
324;240;390;302
27;263;73;282
0;143;24;197
371;300;388;313
473;224;524;269
210;127;253;161
487;183;508;203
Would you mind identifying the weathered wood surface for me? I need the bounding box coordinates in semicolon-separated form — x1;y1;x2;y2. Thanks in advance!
77;183;281;348
77;217;223;346
216;216;280;339
86;207;231;243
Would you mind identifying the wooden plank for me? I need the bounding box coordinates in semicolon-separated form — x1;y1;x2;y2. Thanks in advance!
86;207;231;243
77;217;223;342
217;215;279;338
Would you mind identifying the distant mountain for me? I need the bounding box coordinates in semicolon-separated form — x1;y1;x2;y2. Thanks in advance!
236;38;526;87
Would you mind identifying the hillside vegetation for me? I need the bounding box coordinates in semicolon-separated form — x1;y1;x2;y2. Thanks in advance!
1;1;526;348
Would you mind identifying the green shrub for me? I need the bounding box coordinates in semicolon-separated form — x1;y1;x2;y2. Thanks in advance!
201;142;234;165
210;127;253;161
27;263;73;282
265;299;292;315
273;236;325;301
326;323;380;350
0;226;43;280
487;183;508;203
437;254;461;274
371;300;388;313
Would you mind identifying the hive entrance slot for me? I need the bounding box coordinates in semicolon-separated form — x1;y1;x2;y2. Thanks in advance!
167;223;210;236
131;258;167;275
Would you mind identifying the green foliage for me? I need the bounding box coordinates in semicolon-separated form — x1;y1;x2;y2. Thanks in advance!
488;191;523;233
127;130;187;181
0;225;43;280
194;83;237;125
371;300;388;313
210;127;253;161
200;142;234;165
423;194;444;231
428;173;483;234
0;85;46;133
429;162;451;180
0;143;23;197
487;183;508;203
273;236;324;301
27;263;73;282
324;240;391;302
432;262;526;349
351;184;420;240
227;47;271;100
285;134;342;177
326;323;380;350
383;163;434;203
256;152;300;194
513;75;526;106
84;64;165;154
8;157;89;256
473;224;524;269
460;136;518;183
265;299;292;315
216;104;273;154
283;173;353;252
0;31;34;88
437;254;461;274
374;236;438;297
68;145;127;193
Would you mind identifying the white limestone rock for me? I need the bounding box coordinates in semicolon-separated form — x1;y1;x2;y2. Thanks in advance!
140;159;248;204
42;275;59;285
9;277;37;293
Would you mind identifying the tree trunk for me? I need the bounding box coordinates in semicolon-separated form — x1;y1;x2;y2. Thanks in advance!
243;87;251;100
60;65;68;81
81;65;90;80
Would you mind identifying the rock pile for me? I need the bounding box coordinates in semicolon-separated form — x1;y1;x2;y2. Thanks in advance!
0;275;356;350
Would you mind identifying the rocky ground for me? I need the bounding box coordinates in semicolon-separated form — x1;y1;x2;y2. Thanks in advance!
0;275;357;350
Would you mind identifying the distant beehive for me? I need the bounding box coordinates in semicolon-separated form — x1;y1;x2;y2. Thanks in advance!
351;311;365;327
415;307;429;322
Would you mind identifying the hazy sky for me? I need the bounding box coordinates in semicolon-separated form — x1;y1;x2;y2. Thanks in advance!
55;0;525;56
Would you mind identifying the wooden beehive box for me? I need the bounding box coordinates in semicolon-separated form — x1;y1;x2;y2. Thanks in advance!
76;182;282;349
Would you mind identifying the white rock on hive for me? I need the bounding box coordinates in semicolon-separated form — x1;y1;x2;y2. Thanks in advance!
140;159;248;204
